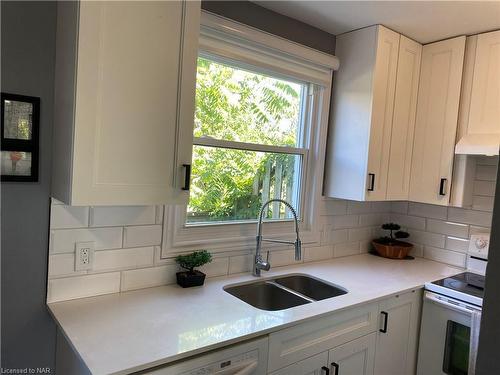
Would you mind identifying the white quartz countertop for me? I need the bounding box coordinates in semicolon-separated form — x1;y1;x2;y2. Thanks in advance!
48;254;462;375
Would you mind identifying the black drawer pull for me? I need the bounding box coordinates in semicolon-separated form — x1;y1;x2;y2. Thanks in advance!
182;164;191;191
331;362;339;375
321;366;330;375
367;173;375;191
439;178;447;196
380;311;389;333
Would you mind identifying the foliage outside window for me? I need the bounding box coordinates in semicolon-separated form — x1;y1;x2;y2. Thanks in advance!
187;57;307;224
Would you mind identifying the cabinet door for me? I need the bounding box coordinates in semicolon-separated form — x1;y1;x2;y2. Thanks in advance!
270;352;329;375
386;36;422;200
366;26;400;201
409;36;466;205
268;302;379;372
328;333;376;375
468;30;500;134
374;290;422;375
71;1;199;205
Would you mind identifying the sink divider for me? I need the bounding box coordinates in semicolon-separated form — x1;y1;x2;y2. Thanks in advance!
264;280;316;303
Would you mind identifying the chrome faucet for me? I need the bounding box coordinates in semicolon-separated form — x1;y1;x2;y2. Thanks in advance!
254;199;302;276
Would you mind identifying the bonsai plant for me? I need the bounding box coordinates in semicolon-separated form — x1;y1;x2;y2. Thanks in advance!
175;250;212;288
372;223;413;259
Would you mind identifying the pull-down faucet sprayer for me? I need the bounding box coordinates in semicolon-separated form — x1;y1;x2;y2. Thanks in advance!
254;199;301;276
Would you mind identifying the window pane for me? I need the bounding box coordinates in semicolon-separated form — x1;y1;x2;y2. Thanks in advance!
194;57;303;147
3;100;33;140
187;145;301;223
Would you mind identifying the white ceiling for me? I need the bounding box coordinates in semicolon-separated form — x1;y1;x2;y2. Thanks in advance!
253;1;500;44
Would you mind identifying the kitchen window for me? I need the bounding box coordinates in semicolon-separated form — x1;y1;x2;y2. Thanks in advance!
188;56;308;224
161;11;338;256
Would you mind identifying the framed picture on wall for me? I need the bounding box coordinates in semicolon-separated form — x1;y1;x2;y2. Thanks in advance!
1;93;40;182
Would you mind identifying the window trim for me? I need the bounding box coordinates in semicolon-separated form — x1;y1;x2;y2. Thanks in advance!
161;11;337;258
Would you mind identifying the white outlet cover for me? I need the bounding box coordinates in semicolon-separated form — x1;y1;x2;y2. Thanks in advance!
75;241;95;271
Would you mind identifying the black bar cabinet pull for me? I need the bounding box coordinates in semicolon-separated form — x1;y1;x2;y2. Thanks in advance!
380;311;389;333
182;164;191;191
367;173;375;191
439;178;447;196
331;362;339;375
321;366;330;375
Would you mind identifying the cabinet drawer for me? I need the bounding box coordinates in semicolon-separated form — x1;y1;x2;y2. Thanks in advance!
268;302;379;372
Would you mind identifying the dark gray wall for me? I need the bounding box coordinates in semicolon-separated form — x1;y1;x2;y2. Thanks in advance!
476;163;500;374
1;1;57;371
201;1;336;54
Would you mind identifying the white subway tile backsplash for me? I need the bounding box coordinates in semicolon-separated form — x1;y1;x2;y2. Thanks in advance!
391;214;426;230
123;225;162;248
90;206;156;227
347;201;372;214
228;254;253;274
359;213;389;226
93;247;154;272
348;227;373;242
50;227;123;254
334;242;360;257
408;203;447;220
410;230;446;248
445;237;469;253
472;196;495;212
391;201;409;214
469;226;491;235
322;228;349;245
48;195;493;302
423;247;466;268
48;272;121;302
409;244;424;258
199;257;229;277
319;199;347;216
330;215;359;229
50;205;89;229
304;245;334;262
475;165;497;181
48;253;81;277
447;207;493;227
270;248;303;267
121;264;178;291
370;202;392;213
474;180;496;197
426;219;469;238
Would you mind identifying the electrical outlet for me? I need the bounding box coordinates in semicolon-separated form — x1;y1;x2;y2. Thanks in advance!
75;241;94;271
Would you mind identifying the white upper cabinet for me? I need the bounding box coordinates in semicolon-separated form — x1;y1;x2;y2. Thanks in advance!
324;25;421;201
409;36;466;205
386;37;422;200
52;1;200;206
468;30;500;134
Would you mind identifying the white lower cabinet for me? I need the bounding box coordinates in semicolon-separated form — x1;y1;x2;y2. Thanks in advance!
329;333;376;375
374;289;422;375
270;351;329;375
268;290;422;375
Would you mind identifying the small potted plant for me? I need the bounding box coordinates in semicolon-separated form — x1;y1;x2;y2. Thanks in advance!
175;250;212;288
372;223;413;259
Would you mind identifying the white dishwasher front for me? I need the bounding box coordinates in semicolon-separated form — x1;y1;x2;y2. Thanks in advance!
143;337;268;375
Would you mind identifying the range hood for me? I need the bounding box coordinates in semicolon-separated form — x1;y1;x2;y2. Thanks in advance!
455;133;500;156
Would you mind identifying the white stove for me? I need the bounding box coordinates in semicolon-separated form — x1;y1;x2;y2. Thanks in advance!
417;233;489;375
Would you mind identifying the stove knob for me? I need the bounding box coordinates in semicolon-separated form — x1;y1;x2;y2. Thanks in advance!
475;238;488;249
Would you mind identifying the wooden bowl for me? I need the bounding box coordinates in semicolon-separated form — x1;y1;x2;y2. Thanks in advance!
372;239;413;259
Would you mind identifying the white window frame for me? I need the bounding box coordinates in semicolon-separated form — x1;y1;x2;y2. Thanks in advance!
161;11;339;258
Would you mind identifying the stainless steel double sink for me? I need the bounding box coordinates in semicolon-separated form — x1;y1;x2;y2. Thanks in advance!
224;274;348;311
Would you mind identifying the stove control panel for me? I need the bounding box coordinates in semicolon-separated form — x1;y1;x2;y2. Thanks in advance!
467;234;489;275
468;234;490;259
